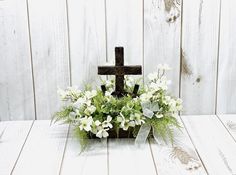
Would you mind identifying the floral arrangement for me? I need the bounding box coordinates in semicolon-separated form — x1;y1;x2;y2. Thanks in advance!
53;64;182;147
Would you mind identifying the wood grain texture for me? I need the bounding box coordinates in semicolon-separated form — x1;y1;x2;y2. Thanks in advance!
108;139;157;175
150;117;207;175
12;120;69;175
181;0;221;114
106;0;143;75
217;0;236;114
27;0;70;119
0;0;35;120
144;0;181;96
182;115;236;175
217;114;236;142
60;128;108;175
67;0;106;87
0;121;33;175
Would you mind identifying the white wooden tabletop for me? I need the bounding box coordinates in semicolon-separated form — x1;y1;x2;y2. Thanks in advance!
0;115;236;175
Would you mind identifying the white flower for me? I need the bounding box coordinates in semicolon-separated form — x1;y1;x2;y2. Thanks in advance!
69;112;77;121
122;121;135;130
57;88;68;100
130;113;145;125
148;72;158;81
140;92;153;102
85;105;96;114
96;128;109;138
85;90;97;99
79;116;93;131
155;114;164;118
91;120;102;134
105;91;112;97
117;113;135;130
125;76;135;87
102;115;113;128
73;97;87;109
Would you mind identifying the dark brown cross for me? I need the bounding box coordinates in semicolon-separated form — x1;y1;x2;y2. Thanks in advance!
98;47;142;97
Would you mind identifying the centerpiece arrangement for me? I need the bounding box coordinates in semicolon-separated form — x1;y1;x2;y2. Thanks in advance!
53;47;182;147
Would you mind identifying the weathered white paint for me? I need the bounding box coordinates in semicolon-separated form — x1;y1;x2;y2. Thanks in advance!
60;128;108;175
144;0;181;96
181;0;221;114
1;117;236;174
108;139;156;175
150;117;207;175
0;0;35;121
106;0;143;68
67;0;107;88
217;0;236;114
182;115;236;175
12;120;69;175
217;114;236;142
0;121;33;175
1;0;236;119
27;0;70;119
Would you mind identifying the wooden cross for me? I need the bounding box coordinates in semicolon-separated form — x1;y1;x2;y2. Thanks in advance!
98;47;142;97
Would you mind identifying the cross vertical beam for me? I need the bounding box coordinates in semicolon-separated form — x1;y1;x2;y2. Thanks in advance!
98;47;142;97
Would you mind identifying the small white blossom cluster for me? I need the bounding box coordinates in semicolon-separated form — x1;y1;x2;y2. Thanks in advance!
140;64;182;119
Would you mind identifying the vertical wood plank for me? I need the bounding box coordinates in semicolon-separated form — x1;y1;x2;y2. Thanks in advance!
181;0;221;114
217;0;236;114
60;129;108;175
27;0;70;119
106;0;143;70
0;121;33;175
182;115;236;175
12;121;69;175
144;0;181;96
108;139;157;175
0;0;35;120
67;0;106;87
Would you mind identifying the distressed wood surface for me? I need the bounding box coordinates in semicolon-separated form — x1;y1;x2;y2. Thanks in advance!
60;128;108;175
0;121;33;175
108;139;157;175
0;0;236;117
1;116;236;174
27;0;70;119
217;0;236;114
0;0;35;121
217;114;236;142
180;0;221;114
67;0;106;87
182;115;236;175
144;0;181;96
106;0;143;73
12;121;69;175
150;117;207;175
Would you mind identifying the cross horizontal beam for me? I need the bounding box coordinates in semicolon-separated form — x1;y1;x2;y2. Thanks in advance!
98;66;142;75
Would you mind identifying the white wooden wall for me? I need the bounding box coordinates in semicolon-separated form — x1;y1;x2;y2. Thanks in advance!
0;0;236;120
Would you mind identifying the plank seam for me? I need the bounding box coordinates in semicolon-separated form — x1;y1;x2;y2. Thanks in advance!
65;0;72;86
10;121;35;174
215;0;222;115
26;0;37;120
142;0;145;85
107;139;110;175
179;116;210;175
216;115;236;143
104;0;108;63
58;124;71;175
148;139;159;175
178;0;184;100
